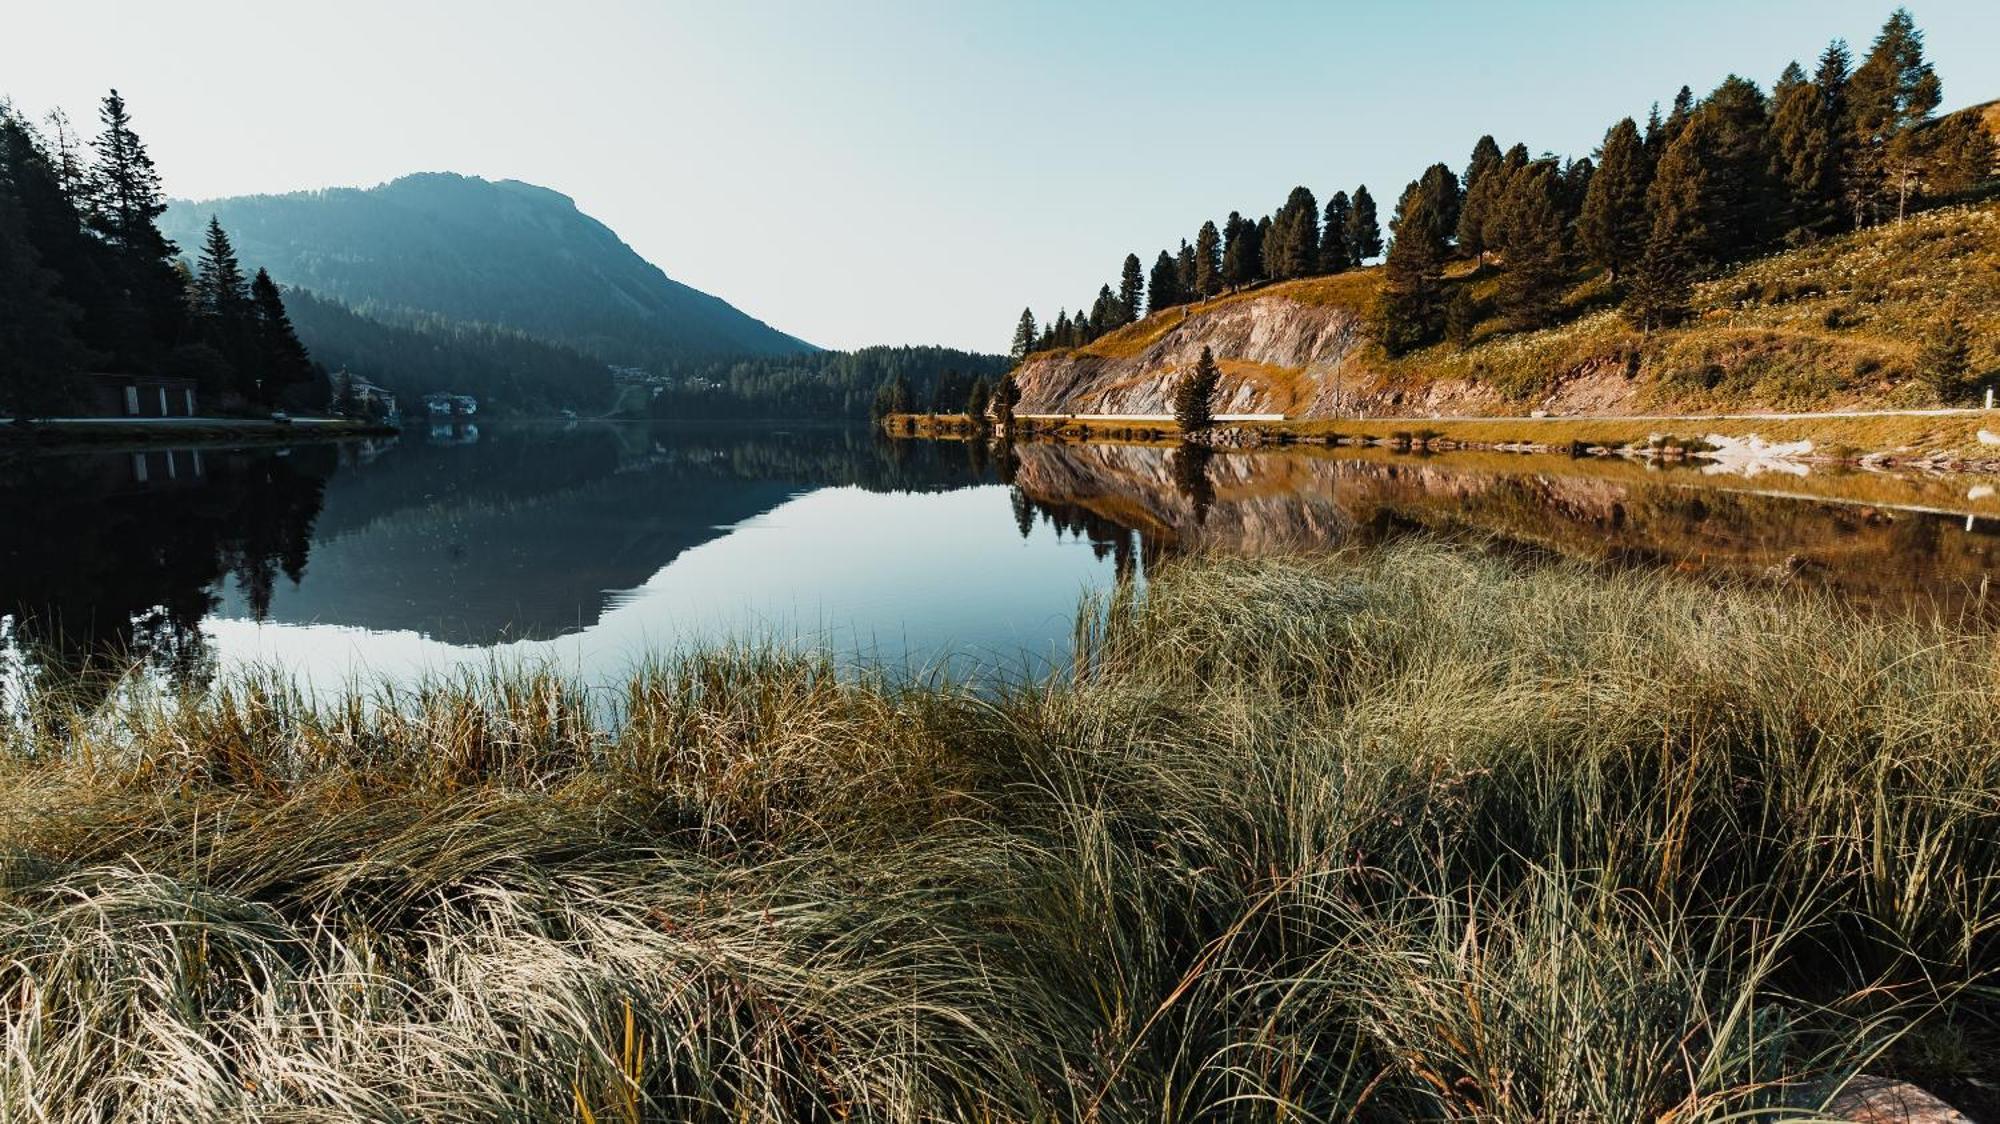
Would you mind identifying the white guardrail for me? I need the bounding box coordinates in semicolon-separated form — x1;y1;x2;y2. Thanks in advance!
1014;413;1286;423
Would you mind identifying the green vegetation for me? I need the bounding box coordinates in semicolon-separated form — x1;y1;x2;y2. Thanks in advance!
0;92;324;419
3;543;1996;1117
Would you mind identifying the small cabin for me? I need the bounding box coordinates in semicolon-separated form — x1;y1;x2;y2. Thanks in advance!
90;374;199;419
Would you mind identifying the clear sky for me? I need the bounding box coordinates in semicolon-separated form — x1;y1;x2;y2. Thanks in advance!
3;1;1995;354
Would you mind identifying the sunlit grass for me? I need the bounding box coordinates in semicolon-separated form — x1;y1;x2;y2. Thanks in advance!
2;543;1998;1118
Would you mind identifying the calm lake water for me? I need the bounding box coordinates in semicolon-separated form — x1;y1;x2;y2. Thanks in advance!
5;421;1999;701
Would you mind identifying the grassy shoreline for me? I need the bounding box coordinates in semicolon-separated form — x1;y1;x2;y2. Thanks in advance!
3;543;1997;1118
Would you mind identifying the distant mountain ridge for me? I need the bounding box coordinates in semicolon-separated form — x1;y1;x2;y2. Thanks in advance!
162;173;814;371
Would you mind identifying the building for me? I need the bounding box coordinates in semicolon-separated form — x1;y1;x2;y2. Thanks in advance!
424;392;479;417
89;374;199;419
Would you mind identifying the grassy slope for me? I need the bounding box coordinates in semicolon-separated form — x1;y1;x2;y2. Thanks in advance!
1030;199;2000;425
3;544;1999;1118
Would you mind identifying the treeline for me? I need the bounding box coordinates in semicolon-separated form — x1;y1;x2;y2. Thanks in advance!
1376;8;1993;353
282;290;614;416
1008;9;1993;364
0;91;323;419
642;346;1012;420
1010;187;1383;356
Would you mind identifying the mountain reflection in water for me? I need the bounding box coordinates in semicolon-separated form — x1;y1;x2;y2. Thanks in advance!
4;425;1997;702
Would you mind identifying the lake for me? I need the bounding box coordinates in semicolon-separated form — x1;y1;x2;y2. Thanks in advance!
5;421;1999;701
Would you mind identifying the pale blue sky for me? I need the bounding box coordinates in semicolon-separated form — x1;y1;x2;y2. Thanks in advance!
4;1;1995;354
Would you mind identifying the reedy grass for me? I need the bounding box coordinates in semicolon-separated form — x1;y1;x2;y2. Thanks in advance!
2;540;1998;1120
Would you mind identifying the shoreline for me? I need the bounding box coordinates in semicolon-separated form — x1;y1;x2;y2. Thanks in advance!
886;408;2000;474
0;416;399;450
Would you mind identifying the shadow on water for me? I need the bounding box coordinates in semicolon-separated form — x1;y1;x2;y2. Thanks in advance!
7;425;1999;704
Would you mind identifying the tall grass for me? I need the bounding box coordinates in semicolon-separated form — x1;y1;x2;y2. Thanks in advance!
2;541;1997;1120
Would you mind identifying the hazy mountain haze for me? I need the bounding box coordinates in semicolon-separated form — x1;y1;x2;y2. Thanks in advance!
5;0;1996;352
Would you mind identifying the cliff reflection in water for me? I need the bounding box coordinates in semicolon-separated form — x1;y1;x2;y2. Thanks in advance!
1005;441;2000;617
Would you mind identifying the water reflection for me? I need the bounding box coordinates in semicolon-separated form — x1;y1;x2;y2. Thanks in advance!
5;427;1998;704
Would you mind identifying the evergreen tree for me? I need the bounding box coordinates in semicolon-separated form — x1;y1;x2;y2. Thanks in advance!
250;269;314;408
1769;60;1843;241
1376;179;1448;354
1222;211;1259;289
1494;161;1571;330
1319;191;1352;273
1052;310;1073;348
84;90;183;358
1812;40;1857;228
1643;103;1668;157
1148;250;1182;313
1456;136;1505;259
1010;307;1037;359
1175;239;1197;297
1625;118;1711;332
1848;8;1940;223
194;216;249;318
1173;346;1220;436
0;186;84;421
1663;86;1696;143
1344;185;1382;262
1263;186;1319;280
1090;284;1117;335
1253;215;1272;278
1193;220;1222;298
1578;118;1652;278
966;375;991;424
1117;253;1144;325
1917;306;1972;403
1696;75;1779;257
1459;151;1514;265
1417;163;1463;249
1444;287;1481;349
993;372;1020;430
1924;113;1997;196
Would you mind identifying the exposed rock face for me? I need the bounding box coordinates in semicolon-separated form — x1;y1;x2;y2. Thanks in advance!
1011;294;1376;418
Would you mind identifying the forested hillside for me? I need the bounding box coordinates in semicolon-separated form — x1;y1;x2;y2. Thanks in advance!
281;290;612;416
161;174;814;370
1006;9;1996;414
0;92;322;419
639;346;1013;420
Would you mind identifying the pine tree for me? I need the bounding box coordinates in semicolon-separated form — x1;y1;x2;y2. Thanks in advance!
84;90;183;358
1176;239;1197;297
1376;179;1448;355
1148;250;1182;313
1264;186;1319;280
1917;307;1971;403
1345;185;1382;263
1193;220;1222;298
1812;40;1857;229
1173;346;1220;436
1625;119;1711;332
1924;113;1997;196
1849;8;1940;223
1696;75;1779;257
1417;163;1462;249
1319;191;1352;272
1118;253;1144;325
1010;307;1038;359
1456;136;1504;259
195;216;249;318
1221;212;1255;290
1460;156;1513;266
994;372;1020;430
1444;287;1481;349
0;186;84;421
1090;284;1117;335
1253;216;1272;279
1770;61;1842;241
1494;162;1570;330
251;269;313;407
1663;86;1696;143
966;375;992;424
1578;118;1652;278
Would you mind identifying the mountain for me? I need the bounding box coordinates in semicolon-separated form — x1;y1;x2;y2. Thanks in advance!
162;173;813;369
